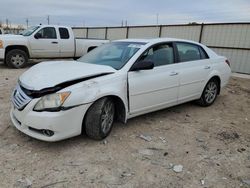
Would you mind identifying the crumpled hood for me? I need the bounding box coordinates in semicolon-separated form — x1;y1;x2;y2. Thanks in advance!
19;61;116;91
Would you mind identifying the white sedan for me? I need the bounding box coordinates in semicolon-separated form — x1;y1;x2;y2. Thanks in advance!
10;38;231;141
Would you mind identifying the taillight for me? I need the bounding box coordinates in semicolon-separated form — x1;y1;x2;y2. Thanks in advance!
225;59;230;67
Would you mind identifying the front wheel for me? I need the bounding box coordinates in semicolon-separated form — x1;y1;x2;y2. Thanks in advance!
6;49;28;68
84;98;115;140
197;79;219;106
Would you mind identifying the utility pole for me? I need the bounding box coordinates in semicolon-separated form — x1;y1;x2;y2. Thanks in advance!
121;20;124;27
125;20;128;26
26;18;29;28
47;15;50;25
6;18;9;28
156;13;159;25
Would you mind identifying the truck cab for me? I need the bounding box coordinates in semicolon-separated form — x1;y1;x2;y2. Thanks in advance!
26;25;75;58
0;25;108;68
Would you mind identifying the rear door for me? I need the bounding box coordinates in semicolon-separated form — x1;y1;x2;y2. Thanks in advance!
29;27;60;57
128;43;179;115
58;27;74;57
174;42;211;103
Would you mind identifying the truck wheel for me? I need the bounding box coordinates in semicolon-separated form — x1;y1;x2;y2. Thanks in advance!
6;49;28;68
84;97;115;140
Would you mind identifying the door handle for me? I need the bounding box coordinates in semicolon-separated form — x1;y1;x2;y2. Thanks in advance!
51;41;58;44
170;72;179;76
204;66;211;69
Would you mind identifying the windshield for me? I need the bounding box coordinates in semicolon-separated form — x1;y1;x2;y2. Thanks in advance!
77;42;145;70
21;26;40;36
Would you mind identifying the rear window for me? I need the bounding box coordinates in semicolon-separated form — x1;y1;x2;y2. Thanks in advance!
199;47;209;59
176;42;208;62
59;28;70;39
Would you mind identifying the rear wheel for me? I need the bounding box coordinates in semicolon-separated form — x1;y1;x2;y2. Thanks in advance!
84;98;115;140
6;49;28;68
197;79;219;106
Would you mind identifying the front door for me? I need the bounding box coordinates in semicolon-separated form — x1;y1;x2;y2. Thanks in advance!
29;27;60;58
128;43;179;115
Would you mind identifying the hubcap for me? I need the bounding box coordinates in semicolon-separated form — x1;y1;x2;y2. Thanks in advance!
11;54;25;67
204;82;217;104
101;101;114;134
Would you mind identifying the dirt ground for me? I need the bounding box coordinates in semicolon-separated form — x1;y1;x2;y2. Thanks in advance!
0;61;249;188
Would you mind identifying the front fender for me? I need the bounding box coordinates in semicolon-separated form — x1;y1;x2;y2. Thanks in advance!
62;74;128;112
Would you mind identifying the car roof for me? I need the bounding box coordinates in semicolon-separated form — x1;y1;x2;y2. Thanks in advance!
116;38;202;45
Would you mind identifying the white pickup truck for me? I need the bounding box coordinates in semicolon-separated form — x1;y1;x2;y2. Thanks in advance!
0;25;108;68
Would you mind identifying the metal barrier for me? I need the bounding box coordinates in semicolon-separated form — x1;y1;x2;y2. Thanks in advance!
73;22;250;74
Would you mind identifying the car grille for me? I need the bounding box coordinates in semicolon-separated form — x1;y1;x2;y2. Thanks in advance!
12;84;32;110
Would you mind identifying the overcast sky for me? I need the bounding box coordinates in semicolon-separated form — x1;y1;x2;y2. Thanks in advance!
0;0;250;27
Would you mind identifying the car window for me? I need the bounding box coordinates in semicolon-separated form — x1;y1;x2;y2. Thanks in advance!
101;45;123;59
199;47;209;59
176;42;206;62
139;43;174;67
21;26;40;36
36;27;57;39
78;42;145;70
59;28;70;39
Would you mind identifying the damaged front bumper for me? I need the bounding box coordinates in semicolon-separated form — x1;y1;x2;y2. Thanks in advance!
10;100;92;142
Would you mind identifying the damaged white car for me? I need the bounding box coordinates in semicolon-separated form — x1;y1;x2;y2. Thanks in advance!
10;38;231;141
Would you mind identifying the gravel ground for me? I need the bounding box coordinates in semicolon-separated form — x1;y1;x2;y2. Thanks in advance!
0;61;250;188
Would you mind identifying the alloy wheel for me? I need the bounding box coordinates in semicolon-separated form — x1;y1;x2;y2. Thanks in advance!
204;81;218;104
101;101;115;134
11;54;25;67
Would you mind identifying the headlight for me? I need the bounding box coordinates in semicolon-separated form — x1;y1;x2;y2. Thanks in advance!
34;92;71;111
0;40;3;48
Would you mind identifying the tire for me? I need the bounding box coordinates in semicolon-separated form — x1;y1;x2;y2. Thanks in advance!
6;49;28;68
84;98;115;140
197;79;219;107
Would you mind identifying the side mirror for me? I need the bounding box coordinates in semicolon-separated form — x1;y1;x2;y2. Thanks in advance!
34;33;42;39
130;60;154;71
